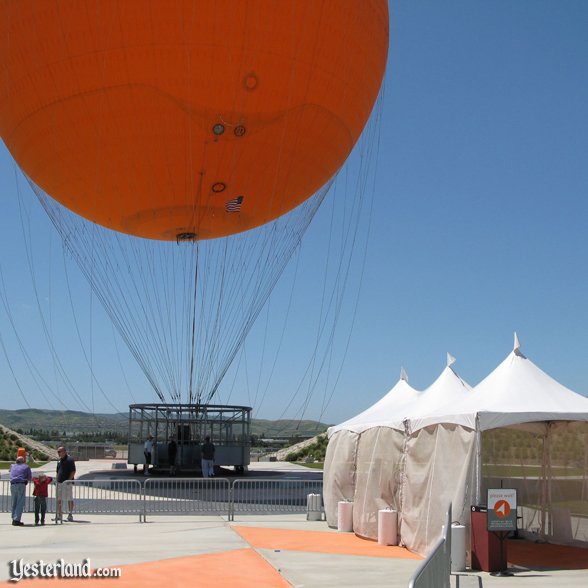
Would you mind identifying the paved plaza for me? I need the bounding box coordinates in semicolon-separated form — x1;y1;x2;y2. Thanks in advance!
2;461;587;587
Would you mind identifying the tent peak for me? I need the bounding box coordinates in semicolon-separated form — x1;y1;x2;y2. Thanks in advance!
447;352;456;367
513;332;526;358
400;367;408;382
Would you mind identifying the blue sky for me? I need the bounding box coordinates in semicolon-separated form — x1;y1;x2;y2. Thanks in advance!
1;1;587;425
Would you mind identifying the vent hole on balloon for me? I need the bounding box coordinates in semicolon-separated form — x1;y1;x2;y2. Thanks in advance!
176;232;197;243
243;73;258;91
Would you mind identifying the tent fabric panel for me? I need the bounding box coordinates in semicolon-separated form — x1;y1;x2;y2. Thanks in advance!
400;424;476;556
323;429;359;528
352;427;404;539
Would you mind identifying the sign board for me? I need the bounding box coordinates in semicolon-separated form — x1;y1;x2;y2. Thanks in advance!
487;488;517;532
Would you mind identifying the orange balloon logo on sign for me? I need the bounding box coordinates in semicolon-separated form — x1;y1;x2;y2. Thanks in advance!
494;500;511;519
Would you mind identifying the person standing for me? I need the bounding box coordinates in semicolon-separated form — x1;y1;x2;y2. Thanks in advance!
56;447;76;522
201;436;215;478
167;437;178;476
10;456;32;526
32;473;53;525
143;435;155;475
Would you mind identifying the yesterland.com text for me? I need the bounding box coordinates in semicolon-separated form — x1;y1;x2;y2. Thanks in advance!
8;558;122;582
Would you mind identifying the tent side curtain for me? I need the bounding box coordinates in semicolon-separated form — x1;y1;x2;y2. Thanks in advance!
352;427;404;538
399;424;477;556
323;429;359;528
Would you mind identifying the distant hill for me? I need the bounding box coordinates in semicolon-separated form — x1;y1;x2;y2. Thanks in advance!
0;409;127;432
250;419;329;439
0;409;330;439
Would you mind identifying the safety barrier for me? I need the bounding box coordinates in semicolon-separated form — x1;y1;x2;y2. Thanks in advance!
1;478;324;523
143;477;231;521
60;479;144;521
408;503;452;588
1;479;58;517
230;478;324;521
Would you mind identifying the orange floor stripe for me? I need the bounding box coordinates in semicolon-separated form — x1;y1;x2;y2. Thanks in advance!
5;548;290;587
507;539;588;570
233;526;423;560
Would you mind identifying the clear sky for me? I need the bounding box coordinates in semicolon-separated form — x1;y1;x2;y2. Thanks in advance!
1;1;587;425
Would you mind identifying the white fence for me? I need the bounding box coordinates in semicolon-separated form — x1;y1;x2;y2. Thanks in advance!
1;478;324;522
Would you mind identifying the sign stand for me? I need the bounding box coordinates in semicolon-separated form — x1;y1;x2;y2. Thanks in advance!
489;531;514;577
487;488;517;577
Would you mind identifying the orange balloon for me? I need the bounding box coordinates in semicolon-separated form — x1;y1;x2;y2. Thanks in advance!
0;1;388;241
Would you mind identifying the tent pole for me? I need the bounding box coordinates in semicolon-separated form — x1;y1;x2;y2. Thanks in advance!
539;423;550;537
475;415;481;505
546;422;553;537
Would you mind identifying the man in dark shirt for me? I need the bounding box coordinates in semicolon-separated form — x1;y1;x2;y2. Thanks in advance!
201;436;215;478
56;447;76;522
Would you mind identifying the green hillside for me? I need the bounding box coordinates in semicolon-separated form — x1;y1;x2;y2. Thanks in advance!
0;409;329;440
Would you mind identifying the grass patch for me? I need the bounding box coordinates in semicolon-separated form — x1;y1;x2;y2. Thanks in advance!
296;462;324;470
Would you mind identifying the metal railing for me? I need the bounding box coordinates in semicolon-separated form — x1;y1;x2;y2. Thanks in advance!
143;477;231;521
61;479;143;521
408;503;452;588
1;479;58;516
1;478;325;522
230;478;324;521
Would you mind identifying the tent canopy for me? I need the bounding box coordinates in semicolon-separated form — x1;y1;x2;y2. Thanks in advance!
409;336;588;432
329;354;472;435
403;359;471;419
328;368;419;435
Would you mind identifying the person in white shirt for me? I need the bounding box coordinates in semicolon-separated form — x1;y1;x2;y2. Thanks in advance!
143;435;155;475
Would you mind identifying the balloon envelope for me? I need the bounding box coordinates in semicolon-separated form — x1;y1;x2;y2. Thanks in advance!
1;1;389;240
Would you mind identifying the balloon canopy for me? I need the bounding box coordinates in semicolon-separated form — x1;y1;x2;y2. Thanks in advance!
0;1;389;241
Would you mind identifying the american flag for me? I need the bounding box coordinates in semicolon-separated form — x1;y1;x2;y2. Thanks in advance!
225;195;244;213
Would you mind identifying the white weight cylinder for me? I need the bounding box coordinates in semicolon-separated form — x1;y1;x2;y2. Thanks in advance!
306;493;322;521
377;509;398;545
337;501;354;532
442;523;467;572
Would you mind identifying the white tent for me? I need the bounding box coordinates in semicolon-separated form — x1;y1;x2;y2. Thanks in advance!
381;355;474;551
323;369;419;528
324;356;473;540
324;337;588;556
404;335;588;550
